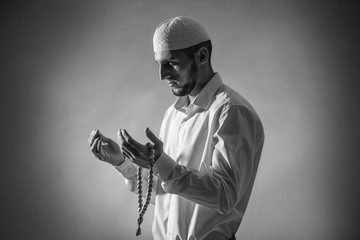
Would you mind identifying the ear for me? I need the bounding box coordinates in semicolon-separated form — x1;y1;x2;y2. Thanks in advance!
197;47;209;65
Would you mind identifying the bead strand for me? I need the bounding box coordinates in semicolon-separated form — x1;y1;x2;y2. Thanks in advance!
135;148;155;236
137;167;143;212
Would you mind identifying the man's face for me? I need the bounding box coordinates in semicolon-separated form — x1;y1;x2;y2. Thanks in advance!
155;50;198;96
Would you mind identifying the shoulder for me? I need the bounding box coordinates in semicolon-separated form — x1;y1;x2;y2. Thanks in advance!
211;84;260;121
211;85;264;139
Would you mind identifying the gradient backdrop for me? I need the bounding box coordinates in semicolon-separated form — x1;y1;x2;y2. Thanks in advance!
2;1;359;239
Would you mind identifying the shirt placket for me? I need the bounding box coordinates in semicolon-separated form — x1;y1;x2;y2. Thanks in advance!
168;107;194;239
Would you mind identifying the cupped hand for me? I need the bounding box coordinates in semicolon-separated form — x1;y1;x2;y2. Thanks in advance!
118;128;163;168
88;130;124;166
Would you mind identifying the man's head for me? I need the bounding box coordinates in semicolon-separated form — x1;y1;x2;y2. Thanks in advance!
153;16;214;97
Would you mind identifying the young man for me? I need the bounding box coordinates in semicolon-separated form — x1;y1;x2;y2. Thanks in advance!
89;16;264;240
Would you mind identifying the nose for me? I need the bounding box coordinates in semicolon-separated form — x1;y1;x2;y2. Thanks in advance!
159;64;171;80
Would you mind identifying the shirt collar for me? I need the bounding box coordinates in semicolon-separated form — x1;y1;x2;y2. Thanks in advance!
174;73;223;111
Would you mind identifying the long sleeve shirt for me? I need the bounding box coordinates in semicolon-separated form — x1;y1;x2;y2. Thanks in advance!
115;73;264;240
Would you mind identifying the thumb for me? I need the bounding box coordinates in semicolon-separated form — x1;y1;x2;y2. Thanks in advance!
146;127;161;145
117;129;123;141
116;129;124;146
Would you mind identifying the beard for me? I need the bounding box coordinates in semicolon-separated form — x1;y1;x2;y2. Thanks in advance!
171;61;198;97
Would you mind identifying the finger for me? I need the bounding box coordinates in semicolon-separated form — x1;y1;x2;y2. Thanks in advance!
90;137;102;160
118;129;131;150
97;136;108;161
118;131;131;160
94;138;106;161
88;130;97;145
121;138;138;159
90;136;99;153
121;129;143;149
118;129;134;157
146;128;161;145
117;129;124;144
122;149;133;161
121;149;131;160
121;146;135;160
89;130;100;146
97;135;102;153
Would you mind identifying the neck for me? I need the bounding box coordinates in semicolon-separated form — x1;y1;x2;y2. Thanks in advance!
189;66;215;97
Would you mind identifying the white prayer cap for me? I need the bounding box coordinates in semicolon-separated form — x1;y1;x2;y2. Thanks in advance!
153;16;210;52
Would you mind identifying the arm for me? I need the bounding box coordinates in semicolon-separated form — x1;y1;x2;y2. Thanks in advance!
153;105;263;214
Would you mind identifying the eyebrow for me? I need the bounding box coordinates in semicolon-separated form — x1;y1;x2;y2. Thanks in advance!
155;58;180;64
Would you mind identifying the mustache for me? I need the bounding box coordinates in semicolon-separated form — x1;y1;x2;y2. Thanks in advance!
162;74;178;80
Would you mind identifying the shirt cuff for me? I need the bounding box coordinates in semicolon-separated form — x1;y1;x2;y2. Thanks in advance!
113;158;137;179
153;152;177;182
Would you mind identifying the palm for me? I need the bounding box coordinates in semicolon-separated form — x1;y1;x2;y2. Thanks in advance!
133;143;149;159
99;137;121;160
120;136;151;168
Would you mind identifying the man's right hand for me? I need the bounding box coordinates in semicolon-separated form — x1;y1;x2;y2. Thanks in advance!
88;130;124;166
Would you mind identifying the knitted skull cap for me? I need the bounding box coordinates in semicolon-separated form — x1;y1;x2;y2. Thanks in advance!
153;16;210;52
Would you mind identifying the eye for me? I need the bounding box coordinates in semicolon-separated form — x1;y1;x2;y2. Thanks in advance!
169;62;181;71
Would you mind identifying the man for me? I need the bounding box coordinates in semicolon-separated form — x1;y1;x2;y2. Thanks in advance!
89;16;264;240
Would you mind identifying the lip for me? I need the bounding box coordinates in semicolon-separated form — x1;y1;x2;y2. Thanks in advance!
167;81;179;87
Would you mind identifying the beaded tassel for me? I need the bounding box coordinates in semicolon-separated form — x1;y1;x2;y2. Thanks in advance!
136;148;155;236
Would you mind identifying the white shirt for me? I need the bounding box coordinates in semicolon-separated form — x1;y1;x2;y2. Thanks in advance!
116;73;264;240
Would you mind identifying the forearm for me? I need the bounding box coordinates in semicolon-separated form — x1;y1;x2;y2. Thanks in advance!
153;153;246;215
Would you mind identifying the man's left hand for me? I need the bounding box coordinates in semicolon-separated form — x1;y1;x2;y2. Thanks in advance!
118;128;163;168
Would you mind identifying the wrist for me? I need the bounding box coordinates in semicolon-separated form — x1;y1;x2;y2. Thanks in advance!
154;150;163;163
111;154;125;166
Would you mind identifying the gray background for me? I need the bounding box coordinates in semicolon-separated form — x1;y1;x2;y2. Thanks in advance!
2;0;359;239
